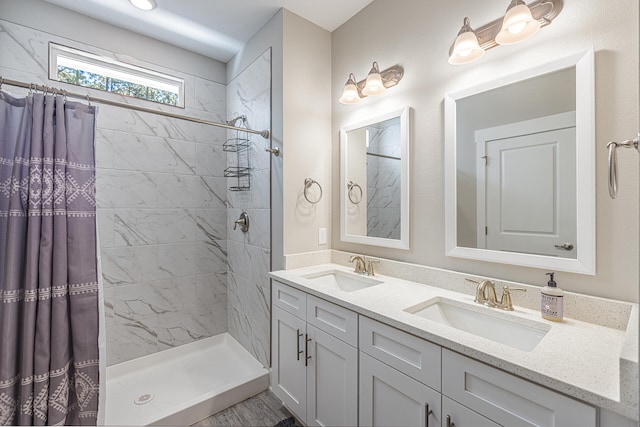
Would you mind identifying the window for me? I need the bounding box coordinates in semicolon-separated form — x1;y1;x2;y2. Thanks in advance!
49;43;184;107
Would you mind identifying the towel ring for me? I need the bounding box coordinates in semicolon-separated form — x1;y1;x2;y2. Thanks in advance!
347;181;363;204
304;178;322;204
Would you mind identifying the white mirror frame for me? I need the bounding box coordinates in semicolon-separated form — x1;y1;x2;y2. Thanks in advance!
444;49;595;275
340;106;410;250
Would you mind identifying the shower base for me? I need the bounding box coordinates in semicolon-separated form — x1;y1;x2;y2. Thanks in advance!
105;333;269;426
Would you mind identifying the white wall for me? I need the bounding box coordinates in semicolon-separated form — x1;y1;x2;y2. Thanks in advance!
331;0;639;302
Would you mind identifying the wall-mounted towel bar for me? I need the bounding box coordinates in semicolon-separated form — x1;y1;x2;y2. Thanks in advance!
607;134;639;199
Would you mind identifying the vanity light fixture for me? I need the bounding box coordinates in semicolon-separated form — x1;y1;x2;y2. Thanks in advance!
339;62;404;105
448;0;562;65
129;0;158;11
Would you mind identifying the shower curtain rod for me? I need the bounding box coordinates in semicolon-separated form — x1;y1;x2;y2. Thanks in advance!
0;76;270;139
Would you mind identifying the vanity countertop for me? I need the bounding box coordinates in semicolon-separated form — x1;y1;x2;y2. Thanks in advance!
270;263;639;421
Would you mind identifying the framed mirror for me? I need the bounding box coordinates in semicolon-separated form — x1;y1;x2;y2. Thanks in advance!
340;106;410;250
444;50;595;274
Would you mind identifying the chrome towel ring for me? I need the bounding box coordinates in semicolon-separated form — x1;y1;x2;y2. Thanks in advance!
347;181;363;204
607;136;639;199
304;178;322;204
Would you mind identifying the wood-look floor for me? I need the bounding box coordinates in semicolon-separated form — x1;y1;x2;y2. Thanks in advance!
192;391;297;427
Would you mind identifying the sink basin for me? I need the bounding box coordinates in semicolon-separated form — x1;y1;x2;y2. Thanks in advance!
303;270;383;293
405;297;550;352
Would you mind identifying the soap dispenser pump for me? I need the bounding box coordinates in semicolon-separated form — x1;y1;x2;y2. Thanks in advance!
541;272;564;321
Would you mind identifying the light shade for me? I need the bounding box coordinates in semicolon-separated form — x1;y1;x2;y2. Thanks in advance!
339;73;361;105
129;0;158;11
495;0;541;45
448;18;485;65
361;62;386;96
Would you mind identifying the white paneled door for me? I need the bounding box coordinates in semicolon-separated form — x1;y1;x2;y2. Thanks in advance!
476;113;576;257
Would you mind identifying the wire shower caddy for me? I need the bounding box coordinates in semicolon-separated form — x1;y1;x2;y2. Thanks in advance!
224;115;251;191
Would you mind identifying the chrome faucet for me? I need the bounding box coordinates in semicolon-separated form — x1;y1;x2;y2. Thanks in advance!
349;255;366;274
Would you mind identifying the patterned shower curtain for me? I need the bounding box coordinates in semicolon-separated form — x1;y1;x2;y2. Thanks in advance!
0;91;100;425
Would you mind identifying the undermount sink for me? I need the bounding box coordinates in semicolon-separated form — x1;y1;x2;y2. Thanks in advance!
303;270;383;293
405;297;550;352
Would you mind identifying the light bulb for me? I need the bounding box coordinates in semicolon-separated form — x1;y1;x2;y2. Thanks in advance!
508;21;527;34
129;0;157;11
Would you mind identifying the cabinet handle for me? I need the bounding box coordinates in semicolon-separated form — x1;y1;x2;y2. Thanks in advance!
296;329;303;361
424;403;433;427
446;415;455;427
305;334;311;367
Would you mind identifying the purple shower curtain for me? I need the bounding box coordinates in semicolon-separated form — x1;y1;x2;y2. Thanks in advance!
0;91;99;426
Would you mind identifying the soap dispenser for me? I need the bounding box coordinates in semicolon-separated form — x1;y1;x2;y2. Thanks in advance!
541;272;564;321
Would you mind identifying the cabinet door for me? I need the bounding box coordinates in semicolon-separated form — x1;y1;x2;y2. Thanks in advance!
360;352;441;427
441;396;499;427
271;306;307;421
306;325;358;427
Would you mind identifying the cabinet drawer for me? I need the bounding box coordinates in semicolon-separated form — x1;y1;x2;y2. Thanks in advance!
273;281;306;319
359;316;441;391
442;349;596;427
441;396;498;427
306;294;358;346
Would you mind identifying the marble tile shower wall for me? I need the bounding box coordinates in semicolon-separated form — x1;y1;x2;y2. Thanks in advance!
226;50;271;367
366;123;402;239
0;20;229;365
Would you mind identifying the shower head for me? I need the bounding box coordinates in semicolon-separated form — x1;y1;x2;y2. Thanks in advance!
226;115;246;127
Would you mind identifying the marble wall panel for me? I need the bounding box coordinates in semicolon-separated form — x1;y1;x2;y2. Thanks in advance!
226;50;272;367
2;18;231;366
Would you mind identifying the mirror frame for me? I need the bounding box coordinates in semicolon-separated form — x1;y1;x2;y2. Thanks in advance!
444;49;595;275
340;106;410;250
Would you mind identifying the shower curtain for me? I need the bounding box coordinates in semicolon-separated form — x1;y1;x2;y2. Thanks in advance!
0;91;100;425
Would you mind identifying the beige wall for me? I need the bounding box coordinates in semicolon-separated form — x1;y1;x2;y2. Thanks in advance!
282;11;333;255
331;0;639;302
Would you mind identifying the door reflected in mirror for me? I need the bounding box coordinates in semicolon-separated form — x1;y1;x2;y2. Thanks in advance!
341;107;410;250
445;50;595;274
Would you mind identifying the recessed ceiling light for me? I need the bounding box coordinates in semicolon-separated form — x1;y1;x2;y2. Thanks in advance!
129;0;157;11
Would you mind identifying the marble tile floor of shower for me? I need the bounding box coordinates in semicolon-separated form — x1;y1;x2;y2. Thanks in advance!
192;391;299;427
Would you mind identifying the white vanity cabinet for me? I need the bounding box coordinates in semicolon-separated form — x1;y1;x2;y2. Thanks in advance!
270;277;609;427
359;316;442;427
271;281;358;426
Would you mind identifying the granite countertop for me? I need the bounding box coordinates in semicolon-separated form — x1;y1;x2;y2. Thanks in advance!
269;263;639;421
